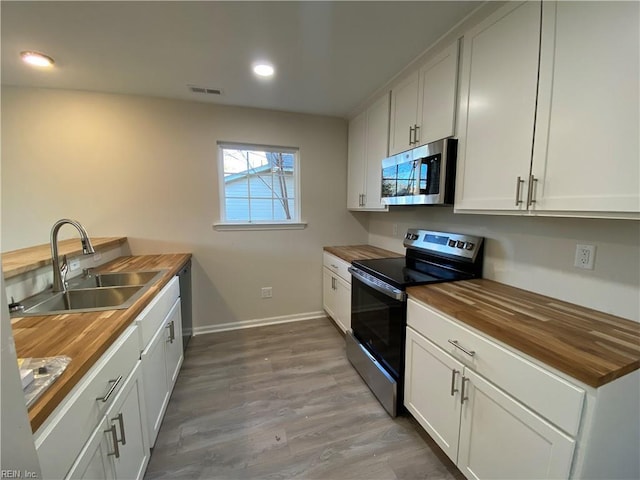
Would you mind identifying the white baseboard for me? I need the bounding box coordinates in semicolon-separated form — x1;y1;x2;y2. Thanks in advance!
193;311;326;335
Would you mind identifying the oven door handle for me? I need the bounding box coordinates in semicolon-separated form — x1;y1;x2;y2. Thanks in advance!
348;267;406;301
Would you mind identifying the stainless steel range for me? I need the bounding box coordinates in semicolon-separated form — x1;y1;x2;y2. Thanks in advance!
346;228;484;417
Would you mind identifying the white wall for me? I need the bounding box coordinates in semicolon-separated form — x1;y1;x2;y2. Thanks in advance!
367;207;640;322
1;87;369;329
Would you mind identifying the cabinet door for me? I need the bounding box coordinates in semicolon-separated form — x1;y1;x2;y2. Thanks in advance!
108;364;149;480
455;1;541;211
164;298;184;389
66;418;116;480
347;111;367;209
333;274;351;333
404;327;464;463
389;71;419;155
363;92;390;209
417;40;459;146
322;268;337;320
458;369;575;480
141;322;170;447
532;1;640;215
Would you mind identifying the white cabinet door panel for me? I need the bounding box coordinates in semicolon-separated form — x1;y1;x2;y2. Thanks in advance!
333;274;351;333
532;1;640;213
418;40;459;146
389;72;420;155
66;418;115;480
347;111;367;209
456;1;541;211
364;93;389;209
404;327;464;463
164;298;184;388
141;323;170;447
458;369;575;480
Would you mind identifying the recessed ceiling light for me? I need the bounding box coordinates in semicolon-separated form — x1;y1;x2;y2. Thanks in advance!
253;63;275;78
20;51;55;68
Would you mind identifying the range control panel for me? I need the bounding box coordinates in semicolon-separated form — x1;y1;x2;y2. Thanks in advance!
403;228;483;261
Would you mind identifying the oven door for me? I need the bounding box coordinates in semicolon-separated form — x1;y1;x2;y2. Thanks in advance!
349;268;406;380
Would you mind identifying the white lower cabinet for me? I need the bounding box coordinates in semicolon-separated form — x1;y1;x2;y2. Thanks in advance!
137;276;183;447
406;297;640;479
405;299;576;479
322;252;352;333
68;363;149;480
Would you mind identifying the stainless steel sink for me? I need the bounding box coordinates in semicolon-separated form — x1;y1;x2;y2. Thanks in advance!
69;270;165;289
23;286;144;315
16;270;167;316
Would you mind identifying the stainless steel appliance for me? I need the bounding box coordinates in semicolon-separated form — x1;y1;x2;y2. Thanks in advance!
381;138;457;206
177;259;192;351
347;228;483;417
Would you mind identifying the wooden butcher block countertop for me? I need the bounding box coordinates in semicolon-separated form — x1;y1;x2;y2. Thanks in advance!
11;253;191;432
2;236;127;279
324;245;401;263
408;279;640;388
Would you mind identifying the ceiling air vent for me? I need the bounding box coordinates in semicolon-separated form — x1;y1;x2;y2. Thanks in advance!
187;85;222;95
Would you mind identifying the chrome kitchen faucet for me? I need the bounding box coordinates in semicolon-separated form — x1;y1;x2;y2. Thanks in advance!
50;219;96;293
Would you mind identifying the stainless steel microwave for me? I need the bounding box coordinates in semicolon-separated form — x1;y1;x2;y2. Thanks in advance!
381;138;456;206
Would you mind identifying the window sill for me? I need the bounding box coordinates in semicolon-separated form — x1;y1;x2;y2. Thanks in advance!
213;222;308;231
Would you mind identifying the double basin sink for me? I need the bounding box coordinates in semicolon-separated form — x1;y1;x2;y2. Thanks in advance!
18;270;166;316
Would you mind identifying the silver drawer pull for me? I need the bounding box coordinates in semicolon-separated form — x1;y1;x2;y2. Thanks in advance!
331;264;339;269
461;376;470;405
166;320;175;343
105;424;120;458
448;340;476;357
96;375;123;403
450;369;459;397
112;412;127;446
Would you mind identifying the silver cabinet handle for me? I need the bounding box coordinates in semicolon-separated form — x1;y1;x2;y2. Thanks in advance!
166;320;175;343
96;375;122;403
461;376;470;405
105;424;120;458
515;176;525;206
527;174;538;206
450;369;459;397
112;412;126;446
448;340;476;357
362;194;366;206
330;264;339;269
409;126;414;145
414;124;420;144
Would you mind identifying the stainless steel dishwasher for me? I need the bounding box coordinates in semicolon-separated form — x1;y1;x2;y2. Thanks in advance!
177;259;192;351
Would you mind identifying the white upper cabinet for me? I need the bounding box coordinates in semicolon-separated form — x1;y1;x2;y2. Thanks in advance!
389;40;459;155
347;92;390;211
531;1;640;215
455;1;541;211
456;0;640;218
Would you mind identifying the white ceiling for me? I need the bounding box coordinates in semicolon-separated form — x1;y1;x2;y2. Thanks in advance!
1;1;480;118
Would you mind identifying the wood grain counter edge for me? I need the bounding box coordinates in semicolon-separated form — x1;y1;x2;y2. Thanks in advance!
324;245;402;263
12;253;191;432
2;237;128;279
407;279;640;388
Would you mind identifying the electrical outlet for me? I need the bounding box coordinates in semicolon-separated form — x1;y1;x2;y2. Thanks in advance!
261;287;273;299
574;244;596;270
69;258;81;271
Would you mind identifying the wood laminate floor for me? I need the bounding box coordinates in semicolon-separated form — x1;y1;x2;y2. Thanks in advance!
145;318;463;480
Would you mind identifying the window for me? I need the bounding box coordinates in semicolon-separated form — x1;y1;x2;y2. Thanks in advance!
215;143;304;229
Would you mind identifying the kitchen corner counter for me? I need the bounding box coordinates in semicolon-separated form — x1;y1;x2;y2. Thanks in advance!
323;245;401;263
407;279;640;388
2;236;128;279
11;253;191;432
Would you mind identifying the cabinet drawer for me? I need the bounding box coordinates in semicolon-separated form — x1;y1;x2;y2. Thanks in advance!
407;298;584;436
35;324;139;480
322;252;351;284
136;276;180;350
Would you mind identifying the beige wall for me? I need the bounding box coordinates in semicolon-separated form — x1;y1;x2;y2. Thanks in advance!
367;208;640;322
1;86;369;329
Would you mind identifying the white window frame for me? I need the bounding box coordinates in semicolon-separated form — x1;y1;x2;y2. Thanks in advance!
213;141;306;231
